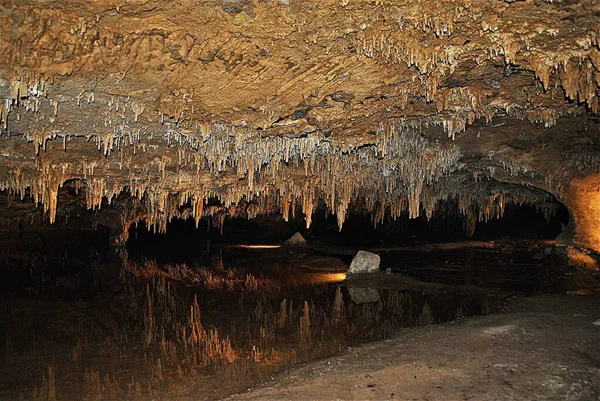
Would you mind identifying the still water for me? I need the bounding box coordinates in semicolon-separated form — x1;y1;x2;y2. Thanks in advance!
0;237;595;400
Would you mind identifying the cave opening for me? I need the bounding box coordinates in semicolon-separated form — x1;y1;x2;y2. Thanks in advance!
126;201;569;263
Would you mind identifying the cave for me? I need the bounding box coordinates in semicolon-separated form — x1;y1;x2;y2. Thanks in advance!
1;0;600;399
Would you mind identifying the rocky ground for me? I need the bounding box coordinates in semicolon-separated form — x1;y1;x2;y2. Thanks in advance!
226;294;600;401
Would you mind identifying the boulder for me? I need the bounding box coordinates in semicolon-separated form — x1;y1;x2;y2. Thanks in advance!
283;232;307;247
347;250;380;275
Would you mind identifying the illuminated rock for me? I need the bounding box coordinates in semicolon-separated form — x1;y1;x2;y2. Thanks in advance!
557;174;600;253
347;251;381;275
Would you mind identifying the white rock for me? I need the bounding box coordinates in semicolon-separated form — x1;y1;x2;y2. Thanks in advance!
592;319;600;326
347;250;380;275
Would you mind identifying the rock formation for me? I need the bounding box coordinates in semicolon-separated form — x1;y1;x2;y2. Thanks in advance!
347;251;381;275
284;232;307;247
0;0;599;251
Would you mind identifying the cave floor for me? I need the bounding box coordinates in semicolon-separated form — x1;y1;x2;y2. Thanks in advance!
226;294;600;401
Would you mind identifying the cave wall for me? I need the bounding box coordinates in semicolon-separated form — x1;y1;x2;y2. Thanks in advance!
557;174;600;252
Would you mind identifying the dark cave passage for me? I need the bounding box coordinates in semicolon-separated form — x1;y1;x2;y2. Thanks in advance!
125;200;569;263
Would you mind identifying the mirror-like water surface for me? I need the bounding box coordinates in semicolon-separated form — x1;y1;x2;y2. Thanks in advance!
1;235;598;400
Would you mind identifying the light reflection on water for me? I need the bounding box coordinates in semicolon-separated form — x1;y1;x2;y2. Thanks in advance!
237;244;282;249
314;272;348;283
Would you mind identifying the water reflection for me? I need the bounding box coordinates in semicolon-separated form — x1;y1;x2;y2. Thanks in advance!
237;245;282;250
347;287;380;304
314;272;347;284
1;240;597;400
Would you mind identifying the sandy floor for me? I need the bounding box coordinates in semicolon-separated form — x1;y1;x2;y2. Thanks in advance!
225;294;600;401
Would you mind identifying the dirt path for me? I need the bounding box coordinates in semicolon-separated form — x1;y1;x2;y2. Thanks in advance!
225;295;600;401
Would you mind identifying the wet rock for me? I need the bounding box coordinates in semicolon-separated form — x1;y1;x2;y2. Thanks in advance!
347;287;380;304
284;232;307;247
347;251;381;275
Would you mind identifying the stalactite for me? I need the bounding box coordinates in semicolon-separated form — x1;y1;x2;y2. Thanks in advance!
0;114;514;233
0;52;575;234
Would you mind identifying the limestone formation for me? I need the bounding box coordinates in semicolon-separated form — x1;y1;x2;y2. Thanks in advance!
0;0;598;252
347;251;381;275
284;232;307;247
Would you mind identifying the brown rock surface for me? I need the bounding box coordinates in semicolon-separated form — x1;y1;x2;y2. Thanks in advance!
0;0;599;249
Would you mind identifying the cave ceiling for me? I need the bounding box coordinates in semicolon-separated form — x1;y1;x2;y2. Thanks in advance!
0;0;599;246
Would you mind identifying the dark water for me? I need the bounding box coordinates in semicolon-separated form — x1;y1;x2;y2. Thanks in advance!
382;243;573;293
0;235;596;400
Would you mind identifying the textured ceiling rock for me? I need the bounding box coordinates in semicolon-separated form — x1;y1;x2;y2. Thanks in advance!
0;0;599;250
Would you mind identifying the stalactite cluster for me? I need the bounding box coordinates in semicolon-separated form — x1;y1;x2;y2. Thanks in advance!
0;0;598;246
0;115;465;233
